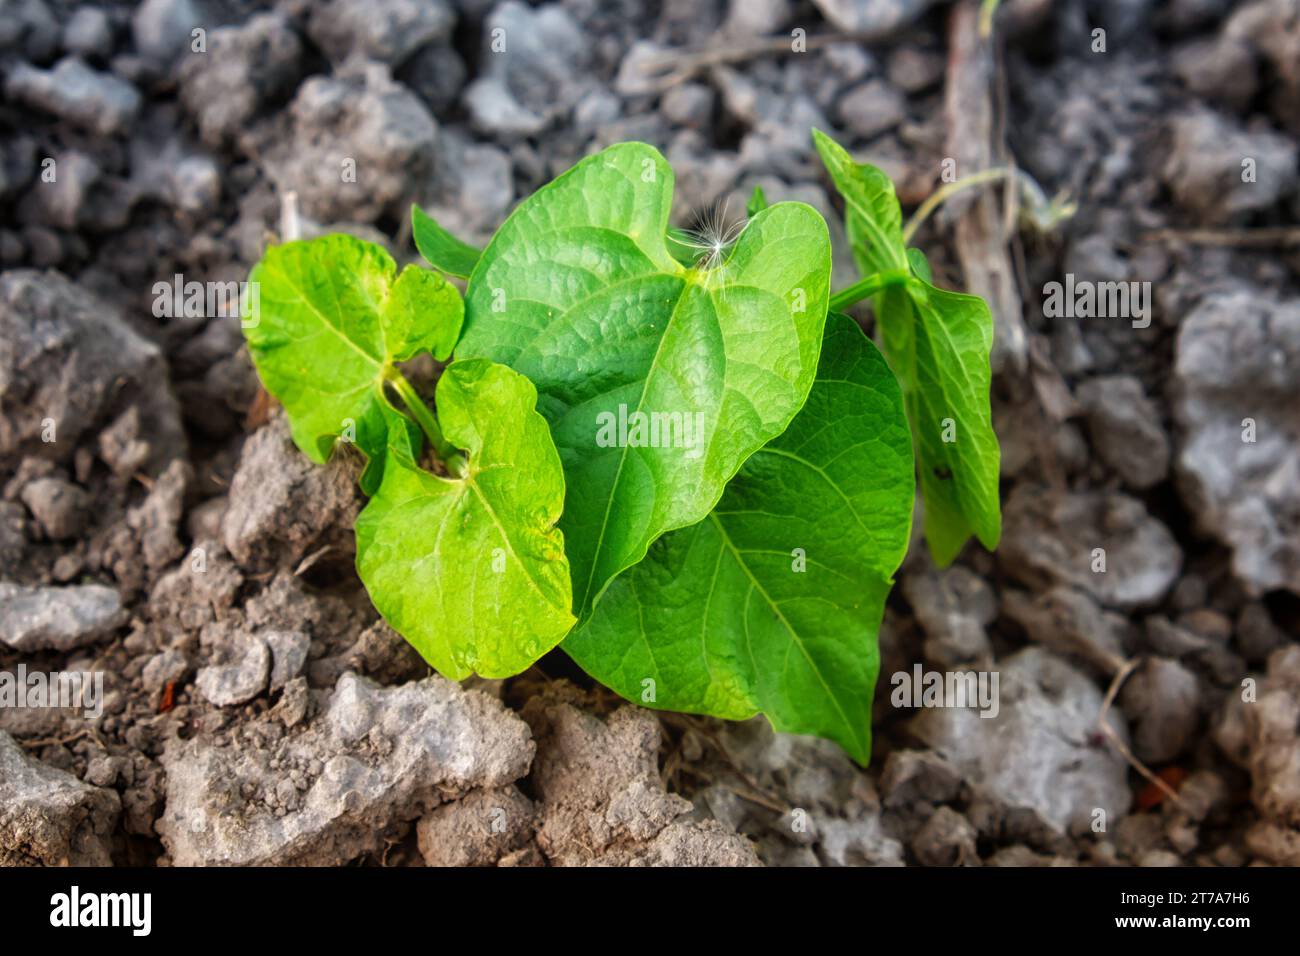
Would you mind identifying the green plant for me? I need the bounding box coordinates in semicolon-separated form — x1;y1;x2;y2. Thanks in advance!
241;130;1000;763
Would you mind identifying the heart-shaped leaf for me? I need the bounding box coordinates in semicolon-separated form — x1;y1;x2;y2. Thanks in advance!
244;234;463;492
563;313;914;763
354;359;574;679
457;142;832;616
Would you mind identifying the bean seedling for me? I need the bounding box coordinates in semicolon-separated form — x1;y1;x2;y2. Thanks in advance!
242;130;1000;763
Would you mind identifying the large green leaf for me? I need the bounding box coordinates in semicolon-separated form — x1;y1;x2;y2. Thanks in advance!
457;142;832;617
814;131;1001;565
354;359;574;679
876;253;1001;565
563;313;914;763
243;234;463;492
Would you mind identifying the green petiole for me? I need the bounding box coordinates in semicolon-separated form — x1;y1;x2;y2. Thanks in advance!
385;368;467;477
829;268;912;312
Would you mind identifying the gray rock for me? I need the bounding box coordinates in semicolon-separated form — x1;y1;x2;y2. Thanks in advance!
1144;615;1219;664
911;647;1133;834
812;0;940;37
19;476;89;540
417;786;534;866
1003;585;1129;677
127;458;189;571
0;502;27;570
901;566;997;667
573;88;622;134
0;582;125;652
1243;820;1300;865
132;0;205;64
837;79;906;140
0;0;60;60
418;128;514;244
157;672;534;865
911;805;978;866
660;83;715;129
220;413;360;572
712;68;834;180
880;749;963;808
4;57;141;137
307;0;454;69
178;13;302;146
84;755;127;789
722;0;793;36
1227;0;1300;134
399;42;468;115
667;128;743;217
142;649;189;693
817;813;906;866
21;150;99;230
1076;375;1170;490
613;40;670;98
1236;603;1290;664
63;7;114;57
522;694;760;866
464;1;593;137
1120;657;1200;764
264;629;310;690
195;632;270;707
261;64;437;224
999;485;1182;610
1172;36;1258;112
22;226;61;267
1216;646;1300;829
1174;291;1300;596
270;676;311;728
0;270;185;472
167;154;220;216
887;46;945;92
1162;107;1297;225
0;732;120;866
0;136;35;202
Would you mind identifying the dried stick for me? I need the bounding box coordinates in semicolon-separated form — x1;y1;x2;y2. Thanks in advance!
1097;657;1192;815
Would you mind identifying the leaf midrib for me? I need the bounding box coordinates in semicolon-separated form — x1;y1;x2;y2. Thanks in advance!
464;472;568;622
706;513;865;758
265;255;387;376
579;279;697;607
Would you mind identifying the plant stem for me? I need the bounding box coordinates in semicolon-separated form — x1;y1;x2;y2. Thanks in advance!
828;269;910;312
978;0;1001;38
901;167;1014;245
386;369;466;476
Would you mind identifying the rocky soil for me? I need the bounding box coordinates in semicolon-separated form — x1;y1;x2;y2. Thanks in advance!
1;0;1298;867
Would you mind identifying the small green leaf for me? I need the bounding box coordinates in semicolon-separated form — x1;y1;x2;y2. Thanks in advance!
877;250;1001;566
906;246;933;283
814;130;1001;565
412;205;483;280
244;234;463;492
746;184;768;218
458;142;831;618
812;128;908;276
563;313;914;764
355;359;575;679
